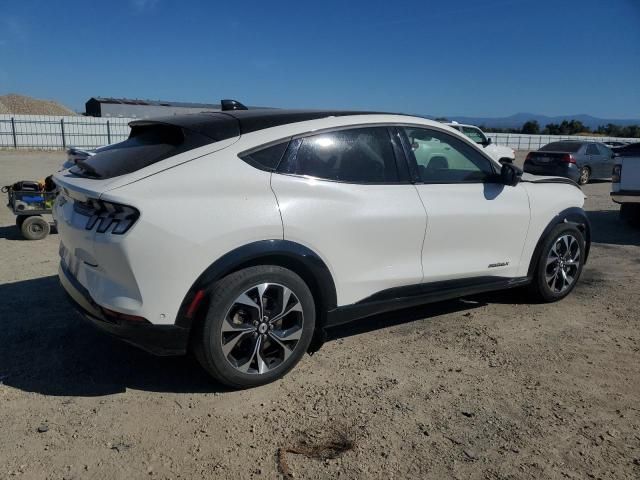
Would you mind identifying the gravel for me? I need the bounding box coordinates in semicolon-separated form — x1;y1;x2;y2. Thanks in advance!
0;151;639;479
0;93;76;116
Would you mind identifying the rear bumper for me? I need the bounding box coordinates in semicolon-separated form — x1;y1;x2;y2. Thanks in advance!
59;261;189;356
611;190;640;204
524;163;580;183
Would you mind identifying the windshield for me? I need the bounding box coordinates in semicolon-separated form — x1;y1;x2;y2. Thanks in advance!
461;126;487;144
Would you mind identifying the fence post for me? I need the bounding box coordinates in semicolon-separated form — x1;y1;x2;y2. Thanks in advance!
106;120;111;144
11;117;17;149
60;119;66;149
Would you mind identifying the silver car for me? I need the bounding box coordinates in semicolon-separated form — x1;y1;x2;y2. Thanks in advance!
524;141;615;185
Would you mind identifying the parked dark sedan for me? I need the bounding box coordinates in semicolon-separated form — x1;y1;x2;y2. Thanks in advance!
524;141;614;185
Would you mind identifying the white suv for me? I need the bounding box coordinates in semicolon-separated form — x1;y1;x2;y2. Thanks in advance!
53;110;590;388
444;122;515;163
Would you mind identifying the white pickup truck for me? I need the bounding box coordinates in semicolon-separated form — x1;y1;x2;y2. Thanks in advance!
444;122;516;163
611;143;640;225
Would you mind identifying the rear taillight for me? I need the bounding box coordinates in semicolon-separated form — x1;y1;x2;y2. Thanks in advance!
74;198;139;234
561;154;576;164
612;164;622;183
525;152;532;162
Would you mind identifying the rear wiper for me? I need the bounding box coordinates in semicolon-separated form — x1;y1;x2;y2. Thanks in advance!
74;160;102;178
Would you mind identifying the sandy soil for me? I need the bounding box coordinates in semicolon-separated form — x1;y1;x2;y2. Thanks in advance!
0;151;638;480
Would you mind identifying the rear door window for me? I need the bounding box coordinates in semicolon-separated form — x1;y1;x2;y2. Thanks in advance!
278;127;400;183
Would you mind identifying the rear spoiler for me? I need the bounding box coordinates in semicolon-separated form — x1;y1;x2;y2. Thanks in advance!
127;99;249;141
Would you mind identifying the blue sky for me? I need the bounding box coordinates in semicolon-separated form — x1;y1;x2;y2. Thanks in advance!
0;0;638;118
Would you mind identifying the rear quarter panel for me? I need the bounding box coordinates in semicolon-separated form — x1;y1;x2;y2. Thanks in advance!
98;151;283;325
517;182;586;277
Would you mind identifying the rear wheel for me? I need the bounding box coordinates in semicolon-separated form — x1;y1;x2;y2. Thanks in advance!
21;215;50;240
578;166;591;185
194;265;316;388
528;224;585;302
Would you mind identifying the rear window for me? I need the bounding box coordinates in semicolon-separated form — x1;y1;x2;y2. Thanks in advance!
539;142;583;153
70;124;216;179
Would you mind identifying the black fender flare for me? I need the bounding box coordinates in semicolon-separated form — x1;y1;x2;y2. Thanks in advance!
527;207;591;277
174;240;337;351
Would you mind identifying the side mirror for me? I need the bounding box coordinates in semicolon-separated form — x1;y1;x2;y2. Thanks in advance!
482;137;492;147
498;157;513;165
500;163;521;187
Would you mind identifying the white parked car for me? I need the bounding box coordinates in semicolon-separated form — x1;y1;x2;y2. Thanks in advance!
611;142;640;225
444;122;515;163
53;110;590;388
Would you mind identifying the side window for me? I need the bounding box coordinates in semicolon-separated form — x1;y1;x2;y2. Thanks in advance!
461;126;487;145
597;144;612;156
402;127;494;183
240;141;289;171
278;127;399;183
586;144;599;155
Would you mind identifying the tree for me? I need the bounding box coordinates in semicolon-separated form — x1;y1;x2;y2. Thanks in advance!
521;120;540;134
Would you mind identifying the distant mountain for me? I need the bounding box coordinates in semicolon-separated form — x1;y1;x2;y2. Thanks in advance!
430;113;640;130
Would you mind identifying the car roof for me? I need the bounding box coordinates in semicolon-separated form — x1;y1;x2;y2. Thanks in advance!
129;109;387;141
444;122;480;129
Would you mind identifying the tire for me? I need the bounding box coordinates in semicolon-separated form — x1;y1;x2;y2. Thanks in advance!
528;224;586;302
578;166;591;185
15;215;27;228
193;265;316;388
21;215;50;240
620;203;640;227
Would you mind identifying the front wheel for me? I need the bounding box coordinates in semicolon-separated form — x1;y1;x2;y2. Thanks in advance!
193;265;316;388
528;224;585;302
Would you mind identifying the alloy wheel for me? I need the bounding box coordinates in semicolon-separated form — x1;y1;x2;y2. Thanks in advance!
220;283;304;375
545;234;581;293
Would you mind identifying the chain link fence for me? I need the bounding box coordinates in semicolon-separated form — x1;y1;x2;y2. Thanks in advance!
487;132;638;151
0;115;132;150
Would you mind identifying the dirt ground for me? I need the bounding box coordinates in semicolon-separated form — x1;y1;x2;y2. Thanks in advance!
0;151;638;480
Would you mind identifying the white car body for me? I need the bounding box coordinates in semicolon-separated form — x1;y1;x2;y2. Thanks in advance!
611;143;640;221
52;109;589;384
444;122;515;163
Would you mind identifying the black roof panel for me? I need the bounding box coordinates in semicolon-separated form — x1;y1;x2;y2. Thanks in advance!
129;109;385;141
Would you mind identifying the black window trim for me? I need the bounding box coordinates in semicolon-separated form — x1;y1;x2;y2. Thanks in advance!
238;123;413;185
238;121;499;185
397;124;499;185
276;125;409;185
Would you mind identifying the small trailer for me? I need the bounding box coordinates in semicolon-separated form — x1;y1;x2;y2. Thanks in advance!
3;181;58;240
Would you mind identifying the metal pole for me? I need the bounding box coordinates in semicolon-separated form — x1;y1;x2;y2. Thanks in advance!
11;117;17;149
107;120;111;144
60;118;66;149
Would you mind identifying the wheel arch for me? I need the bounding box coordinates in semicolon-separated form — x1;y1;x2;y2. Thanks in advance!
527;207;591;277
175;240;337;352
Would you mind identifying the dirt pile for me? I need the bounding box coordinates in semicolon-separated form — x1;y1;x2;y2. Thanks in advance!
0;94;76;116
